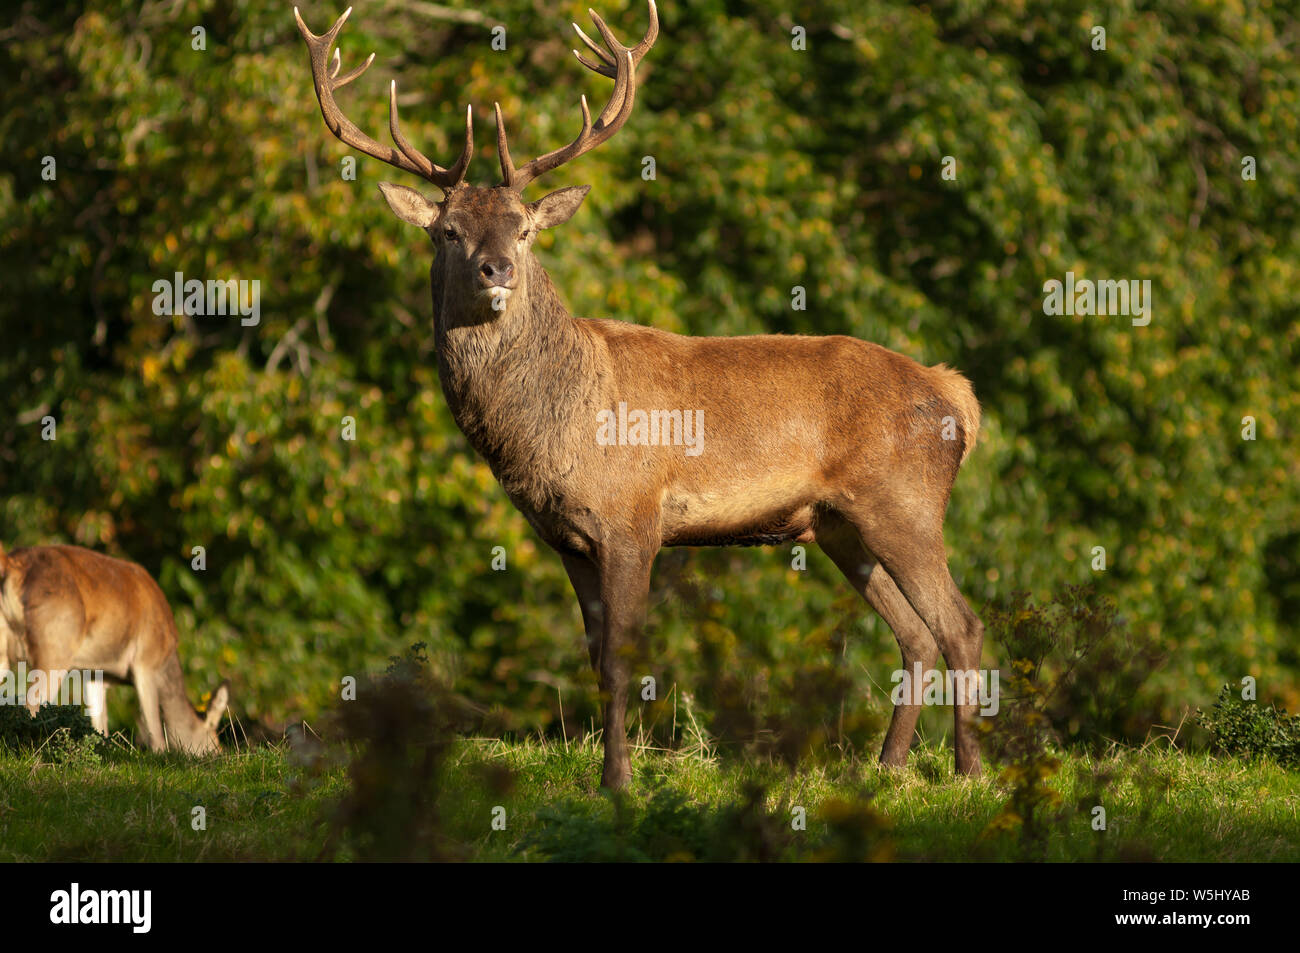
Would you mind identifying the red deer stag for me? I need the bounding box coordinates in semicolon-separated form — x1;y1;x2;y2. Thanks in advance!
295;1;984;788
0;542;229;755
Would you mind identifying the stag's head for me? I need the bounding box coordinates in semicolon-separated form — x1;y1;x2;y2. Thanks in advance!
377;184;590;308
294;2;658;311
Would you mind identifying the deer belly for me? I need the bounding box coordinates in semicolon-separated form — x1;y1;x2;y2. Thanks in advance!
661;485;818;547
0;618;131;683
65;626;138;682
67;650;134;682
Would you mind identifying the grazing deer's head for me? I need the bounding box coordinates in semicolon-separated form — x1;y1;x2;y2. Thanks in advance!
137;670;231;756
184;679;231;755
293;2;658;315
146;678;228;755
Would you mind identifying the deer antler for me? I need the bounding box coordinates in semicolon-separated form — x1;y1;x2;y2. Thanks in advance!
293;6;473;192
572;0;659;78
495;0;659;193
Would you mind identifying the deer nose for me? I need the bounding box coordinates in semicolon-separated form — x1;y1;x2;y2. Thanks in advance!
480;258;516;287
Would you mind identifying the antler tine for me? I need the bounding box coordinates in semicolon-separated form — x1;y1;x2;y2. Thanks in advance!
332;49;375;89
390;82;473;186
494;102;519;188
573;0;658;78
497;1;656;193
496;96;594;188
586;12;630;126
572;21;617;75
293;6;472;192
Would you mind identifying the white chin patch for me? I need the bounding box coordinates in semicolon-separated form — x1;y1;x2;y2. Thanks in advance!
487;286;513;298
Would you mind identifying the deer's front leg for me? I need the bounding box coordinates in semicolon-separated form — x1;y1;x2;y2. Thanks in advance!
594;543;655;790
561;554;605;675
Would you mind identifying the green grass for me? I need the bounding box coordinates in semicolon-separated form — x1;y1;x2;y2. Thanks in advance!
1;733;1297;861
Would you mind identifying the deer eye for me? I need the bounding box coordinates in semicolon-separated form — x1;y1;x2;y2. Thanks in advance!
443;227;459;242
518;229;531;242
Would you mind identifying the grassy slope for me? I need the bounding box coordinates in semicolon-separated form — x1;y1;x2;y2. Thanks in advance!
1;737;1297;862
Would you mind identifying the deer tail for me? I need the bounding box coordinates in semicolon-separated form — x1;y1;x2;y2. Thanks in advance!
930;363;981;465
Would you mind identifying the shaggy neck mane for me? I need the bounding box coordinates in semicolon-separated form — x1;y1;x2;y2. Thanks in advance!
429;250;602;496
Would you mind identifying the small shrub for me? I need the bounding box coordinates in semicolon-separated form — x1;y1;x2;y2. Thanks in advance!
980;586;1164;859
1197;686;1300;770
984;585;1167;750
316;643;493;861
0;702;102;753
48;729;106;767
976;659;1064;861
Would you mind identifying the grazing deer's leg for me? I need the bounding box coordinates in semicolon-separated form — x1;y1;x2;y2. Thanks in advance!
593;543;655;790
561;554;605;674
85;676;109;735
851;509;985;777
23;600;79;712
133;667;167;752
817;513;941;767
25;665;68;713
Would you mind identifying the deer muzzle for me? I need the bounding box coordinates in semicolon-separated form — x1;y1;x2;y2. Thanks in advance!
478;258;517;295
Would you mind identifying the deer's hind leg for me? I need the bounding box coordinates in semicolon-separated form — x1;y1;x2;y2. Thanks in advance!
838;498;985;777
817;511;941;767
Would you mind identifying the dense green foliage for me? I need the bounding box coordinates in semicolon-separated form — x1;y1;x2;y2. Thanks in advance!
1198;684;1300;769
0;701;102;752
2;0;1297;746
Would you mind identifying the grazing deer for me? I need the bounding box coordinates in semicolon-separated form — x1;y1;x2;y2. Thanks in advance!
295;0;985;788
0;542;229;755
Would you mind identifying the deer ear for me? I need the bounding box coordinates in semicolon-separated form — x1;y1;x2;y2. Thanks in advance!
204;680;230;730
378;182;440;228
528;185;591;229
